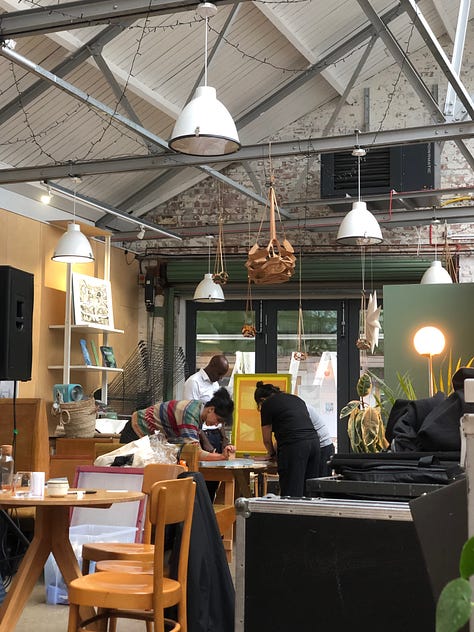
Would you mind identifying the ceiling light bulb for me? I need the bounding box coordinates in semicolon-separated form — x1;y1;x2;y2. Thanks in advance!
137;225;146;240
40;191;52;205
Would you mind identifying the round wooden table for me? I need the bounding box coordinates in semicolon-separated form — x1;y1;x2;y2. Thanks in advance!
0;488;144;631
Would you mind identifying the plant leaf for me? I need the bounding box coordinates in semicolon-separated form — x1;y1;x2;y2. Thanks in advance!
356;373;372;398
396;371;417;400
436;578;472;632
460;536;474;579
340;401;360;419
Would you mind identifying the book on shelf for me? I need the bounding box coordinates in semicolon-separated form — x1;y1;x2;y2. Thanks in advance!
90;339;100;366
100;345;117;368
80;339;92;366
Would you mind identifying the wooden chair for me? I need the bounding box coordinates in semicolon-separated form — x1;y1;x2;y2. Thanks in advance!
179;442;200;471
81;462;185;574
67;477;196;632
49;454;94;486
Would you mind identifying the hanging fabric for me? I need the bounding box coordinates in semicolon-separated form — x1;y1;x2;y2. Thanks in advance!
245;177;296;284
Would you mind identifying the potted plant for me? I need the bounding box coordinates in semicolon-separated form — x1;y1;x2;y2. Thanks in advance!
436;535;474;632
339;372;389;453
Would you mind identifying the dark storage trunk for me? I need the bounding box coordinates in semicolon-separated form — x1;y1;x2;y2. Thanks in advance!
235;496;435;632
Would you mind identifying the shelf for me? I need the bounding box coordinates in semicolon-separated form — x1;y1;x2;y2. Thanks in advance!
48;365;123;373
49;324;124;335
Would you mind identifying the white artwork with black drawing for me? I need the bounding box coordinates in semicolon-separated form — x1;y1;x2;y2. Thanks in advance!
72;273;114;328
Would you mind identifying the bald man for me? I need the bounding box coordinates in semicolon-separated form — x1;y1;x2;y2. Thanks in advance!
183;354;229;403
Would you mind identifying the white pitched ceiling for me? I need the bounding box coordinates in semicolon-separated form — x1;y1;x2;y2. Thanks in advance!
0;0;472;250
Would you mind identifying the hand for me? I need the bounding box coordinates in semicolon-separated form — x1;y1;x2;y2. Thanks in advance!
223;445;236;460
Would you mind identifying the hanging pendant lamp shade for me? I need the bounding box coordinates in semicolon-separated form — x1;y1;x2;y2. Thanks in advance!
336;200;383;245
169;86;240;156
420;260;453;284
168;2;240;156
193;273;225;302
52;222;94;263
194;234;225;302
336;136;383;246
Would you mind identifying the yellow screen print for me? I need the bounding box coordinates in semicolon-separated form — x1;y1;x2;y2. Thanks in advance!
231;373;292;455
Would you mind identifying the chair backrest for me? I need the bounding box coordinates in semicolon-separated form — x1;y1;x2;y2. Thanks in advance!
179;443;200;472
149;478;196;626
142;463;186;495
141;463;186;542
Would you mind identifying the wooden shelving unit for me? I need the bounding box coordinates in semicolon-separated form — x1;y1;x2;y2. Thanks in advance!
48;224;123;404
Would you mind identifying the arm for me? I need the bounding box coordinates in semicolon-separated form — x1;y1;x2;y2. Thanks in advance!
198;429;215;453
183;375;199;400
262;424;276;459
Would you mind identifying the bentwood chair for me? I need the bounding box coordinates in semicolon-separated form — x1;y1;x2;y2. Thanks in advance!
67;476;196;632
81;462;185;574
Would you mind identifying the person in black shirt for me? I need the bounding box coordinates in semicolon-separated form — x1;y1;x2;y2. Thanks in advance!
254;381;320;497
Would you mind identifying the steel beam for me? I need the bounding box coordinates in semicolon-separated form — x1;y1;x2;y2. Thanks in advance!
0;0;235;37
0;22;130;126
0;43;282;214
0;120;474;184
399;0;474;120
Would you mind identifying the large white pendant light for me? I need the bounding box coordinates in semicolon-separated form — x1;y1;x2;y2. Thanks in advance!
420;260;453;284
168;2;240;157
52;177;94;263
194;236;225;302
336;135;383;246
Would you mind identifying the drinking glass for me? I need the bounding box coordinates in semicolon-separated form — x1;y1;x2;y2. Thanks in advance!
13;471;32;496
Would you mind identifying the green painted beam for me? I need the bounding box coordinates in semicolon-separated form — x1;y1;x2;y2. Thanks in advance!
166;256;434;285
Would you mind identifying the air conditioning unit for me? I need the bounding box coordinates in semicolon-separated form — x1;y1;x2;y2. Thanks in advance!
320;143;440;208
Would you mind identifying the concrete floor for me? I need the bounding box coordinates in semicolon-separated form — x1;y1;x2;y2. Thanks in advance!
12;556;237;631
15;579;154;631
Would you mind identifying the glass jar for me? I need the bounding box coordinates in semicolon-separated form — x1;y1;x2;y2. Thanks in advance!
0;445;14;492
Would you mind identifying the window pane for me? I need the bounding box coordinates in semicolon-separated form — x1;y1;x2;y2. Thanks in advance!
277;309;338;442
195;310;256;389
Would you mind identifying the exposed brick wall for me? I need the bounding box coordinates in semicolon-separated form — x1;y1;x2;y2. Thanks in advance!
144;23;474;282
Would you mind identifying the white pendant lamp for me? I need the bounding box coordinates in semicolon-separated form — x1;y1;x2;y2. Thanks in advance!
168;2;240;157
336;136;383;246
420;260;453;284
52;222;94;263
194;236;225;302
52;177;94;263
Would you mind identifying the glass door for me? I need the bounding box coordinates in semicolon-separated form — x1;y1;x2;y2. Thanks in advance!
185;299;361;450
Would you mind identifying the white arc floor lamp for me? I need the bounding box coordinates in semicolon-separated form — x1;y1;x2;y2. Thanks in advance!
413;325;446;397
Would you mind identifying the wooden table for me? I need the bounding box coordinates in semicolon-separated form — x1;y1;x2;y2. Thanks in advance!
0;488;144;631
199;459;268;562
199;459;268;498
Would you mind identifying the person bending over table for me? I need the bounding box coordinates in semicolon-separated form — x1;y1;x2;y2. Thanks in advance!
254;381;320;497
120;387;236;461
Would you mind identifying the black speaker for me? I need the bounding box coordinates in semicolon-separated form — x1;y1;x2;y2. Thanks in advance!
0;266;34;381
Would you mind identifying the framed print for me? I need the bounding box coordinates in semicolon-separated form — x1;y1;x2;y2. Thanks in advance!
231;373;292;456
72;273;114;328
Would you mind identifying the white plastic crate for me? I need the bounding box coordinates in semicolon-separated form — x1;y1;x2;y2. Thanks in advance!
44;524;137;605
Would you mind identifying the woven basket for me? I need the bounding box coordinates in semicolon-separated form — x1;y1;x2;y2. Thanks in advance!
55;398;97;438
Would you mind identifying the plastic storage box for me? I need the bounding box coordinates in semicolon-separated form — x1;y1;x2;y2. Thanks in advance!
44;524;137;605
